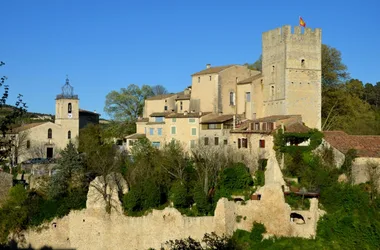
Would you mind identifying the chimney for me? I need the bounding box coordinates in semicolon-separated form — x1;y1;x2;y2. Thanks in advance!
206;64;211;69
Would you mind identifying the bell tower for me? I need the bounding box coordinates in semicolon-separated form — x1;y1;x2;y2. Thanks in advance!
55;77;79;141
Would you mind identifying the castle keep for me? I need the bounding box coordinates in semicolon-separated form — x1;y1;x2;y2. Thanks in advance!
126;25;322;157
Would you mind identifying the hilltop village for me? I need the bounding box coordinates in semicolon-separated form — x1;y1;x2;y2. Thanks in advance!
1;25;380;250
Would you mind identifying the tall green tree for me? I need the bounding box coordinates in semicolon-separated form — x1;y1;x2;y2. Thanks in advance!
48;141;85;199
321;44;349;86
104;84;154;121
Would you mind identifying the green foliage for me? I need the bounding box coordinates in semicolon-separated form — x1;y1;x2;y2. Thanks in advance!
166;232;238;250
250;222;266;242
321;44;349;86
254;170;265;187
192;184;210;215
170;181;190;208
104;84;154;121
285;193;310;210
48;141;85;199
341;148;357;175
218;163;253;192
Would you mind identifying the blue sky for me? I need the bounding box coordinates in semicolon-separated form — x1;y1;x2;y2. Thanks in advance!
2;0;380;119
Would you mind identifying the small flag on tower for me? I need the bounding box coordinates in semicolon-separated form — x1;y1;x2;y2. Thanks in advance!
299;16;306;27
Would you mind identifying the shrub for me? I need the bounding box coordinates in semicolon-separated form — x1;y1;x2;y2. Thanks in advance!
250;222;266;242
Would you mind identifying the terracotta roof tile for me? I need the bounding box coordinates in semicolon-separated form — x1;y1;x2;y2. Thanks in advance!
200;114;234;124
323;131;380;157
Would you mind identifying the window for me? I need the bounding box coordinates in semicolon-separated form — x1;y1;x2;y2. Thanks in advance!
238;138;241;149
259;139;265;148
204;137;209;145
254;123;260;130
214;137;219;146
190;140;196;148
68;130;71;139
208;124;218;129
191;128;197;136
268;122;274;130
164;106;168;111
209;76;212;81
26;140;30;149
68;103;72;114
242;138;248;148
180;102;183;111
155;117;164;122
48;128;52;139
262;123;267;131
301;59;305;67
172;118;176;122
189;118;195;123
149;128;154;135
157;128;162;136
272;65;275;72
271;86;275;97
246;92;251;102
229;92;235;106
224;139;228;145
171;126;176;135
198;77;200;83
152;142;161;148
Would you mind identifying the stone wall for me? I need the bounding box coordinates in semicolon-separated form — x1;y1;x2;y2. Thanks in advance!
21;156;324;250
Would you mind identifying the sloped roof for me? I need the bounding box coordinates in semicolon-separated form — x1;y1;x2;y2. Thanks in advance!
252;115;301;123
237;73;262;85
285;122;311;133
166;112;211;118
201;114;234;124
79;109;100;116
146;93;176;101
191;65;236;76
10;122;48;133
150;112;173;117
125;133;146;140
323;131;380;158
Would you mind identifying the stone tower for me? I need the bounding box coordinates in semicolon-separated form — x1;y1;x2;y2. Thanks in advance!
261;25;322;130
55;77;79;141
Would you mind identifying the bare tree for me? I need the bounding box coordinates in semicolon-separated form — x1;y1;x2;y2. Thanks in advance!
151;85;168;96
160;140;189;183
191;142;236;195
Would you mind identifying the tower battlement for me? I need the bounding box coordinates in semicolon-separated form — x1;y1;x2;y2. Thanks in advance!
262;25;321;47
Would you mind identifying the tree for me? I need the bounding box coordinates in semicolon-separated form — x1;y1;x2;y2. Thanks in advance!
151;85;168;96
0;61;27;168
104;84;154;121
48;141;84;199
321;44;349;86
244;55;262;71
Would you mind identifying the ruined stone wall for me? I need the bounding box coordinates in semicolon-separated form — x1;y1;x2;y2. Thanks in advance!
22;156;324;250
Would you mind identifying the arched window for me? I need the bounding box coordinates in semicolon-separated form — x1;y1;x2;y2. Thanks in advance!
48;128;52;139
68;131;71;139
68;103;72;114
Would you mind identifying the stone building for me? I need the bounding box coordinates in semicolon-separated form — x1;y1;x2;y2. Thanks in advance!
9;78;98;163
128;25;322;159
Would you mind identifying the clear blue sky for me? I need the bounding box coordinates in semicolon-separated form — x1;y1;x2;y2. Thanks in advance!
2;0;380;119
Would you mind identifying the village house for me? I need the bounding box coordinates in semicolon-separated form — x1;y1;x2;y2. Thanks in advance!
126;25;322;163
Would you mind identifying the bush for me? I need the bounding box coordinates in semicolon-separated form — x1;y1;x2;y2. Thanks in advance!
192;185;210;215
250;222;266;242
219;163;253;192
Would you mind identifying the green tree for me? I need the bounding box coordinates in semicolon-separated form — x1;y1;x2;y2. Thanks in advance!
245;55;262;71
321;44;349;86
48;141;85;199
104;84;154;121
